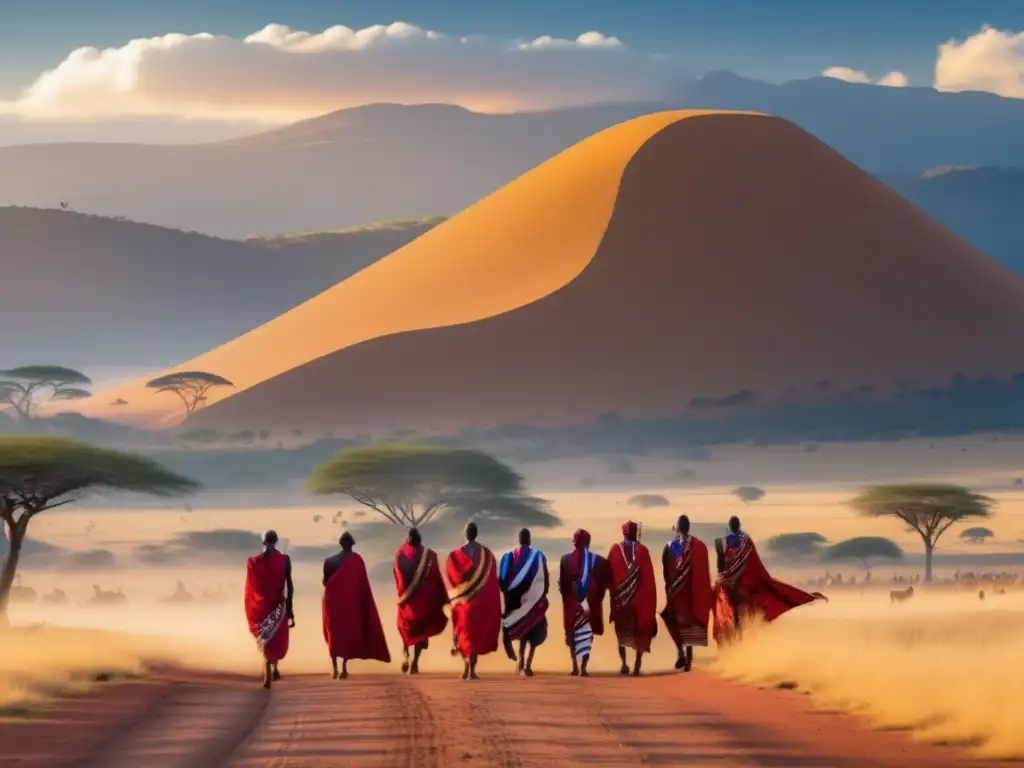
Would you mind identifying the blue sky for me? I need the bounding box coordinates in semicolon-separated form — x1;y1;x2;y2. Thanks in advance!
0;0;1021;144
3;0;1022;90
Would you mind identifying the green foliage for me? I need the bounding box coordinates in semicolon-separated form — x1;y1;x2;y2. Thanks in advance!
0;365;92;419
0;436;197;618
247;216;447;245
766;532;828;558
849;483;994;581
959;526;995;543
732;486;766;503
823;536;903;568
0;366;90;386
0;436;198;511
176;428;222;445
308;443;557;528
146;371;234;417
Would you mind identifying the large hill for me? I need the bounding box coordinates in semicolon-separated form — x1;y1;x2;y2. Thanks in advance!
4;75;1024;236
882;166;1024;275
80;111;1024;439
0;209;439;368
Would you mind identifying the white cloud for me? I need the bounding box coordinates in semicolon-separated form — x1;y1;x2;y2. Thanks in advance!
0;21;664;124
517;31;623;50
934;25;1024;98
877;71;909;87
822;66;908;87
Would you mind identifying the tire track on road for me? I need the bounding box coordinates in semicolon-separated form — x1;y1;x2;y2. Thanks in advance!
71;679;268;768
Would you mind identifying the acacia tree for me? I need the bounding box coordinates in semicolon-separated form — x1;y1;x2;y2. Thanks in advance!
849;484;994;582
146;371;234;418
308;444;558;529
0;436;197;623
0;366;92;421
732;486;766;503
959;527;995;544
766;532;827;560
823;536;903;572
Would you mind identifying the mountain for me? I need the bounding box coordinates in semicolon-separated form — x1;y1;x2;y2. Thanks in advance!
0;208;439;368
881;166;1024;274
4;75;1024;237
81;111;1024;440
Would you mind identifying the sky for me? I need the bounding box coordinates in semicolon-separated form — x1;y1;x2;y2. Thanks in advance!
0;0;1022;143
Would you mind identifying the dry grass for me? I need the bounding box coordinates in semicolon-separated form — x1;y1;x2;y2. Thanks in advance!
246;216;447;245
711;591;1024;758
0;625;175;713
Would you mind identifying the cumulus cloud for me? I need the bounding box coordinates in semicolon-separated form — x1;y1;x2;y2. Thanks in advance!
823;66;908;87
0;21;667;123
877;71;910;87
935;25;1024;98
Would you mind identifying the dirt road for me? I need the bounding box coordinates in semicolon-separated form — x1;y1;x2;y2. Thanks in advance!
0;670;1002;767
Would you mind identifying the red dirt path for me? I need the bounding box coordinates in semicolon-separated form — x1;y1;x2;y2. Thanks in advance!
0;669;1003;767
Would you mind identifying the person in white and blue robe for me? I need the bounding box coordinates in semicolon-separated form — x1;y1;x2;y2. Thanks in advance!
499;528;549;677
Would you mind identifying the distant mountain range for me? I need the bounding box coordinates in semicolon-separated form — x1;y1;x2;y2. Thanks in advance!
881;166;1024;274
2;163;1023;373
0;208;442;368
4;73;1024;237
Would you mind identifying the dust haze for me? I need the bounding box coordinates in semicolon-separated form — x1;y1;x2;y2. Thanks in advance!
12;468;1024;757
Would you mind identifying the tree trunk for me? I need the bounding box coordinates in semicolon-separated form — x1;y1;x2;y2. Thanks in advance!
923;539;934;583
0;518;26;627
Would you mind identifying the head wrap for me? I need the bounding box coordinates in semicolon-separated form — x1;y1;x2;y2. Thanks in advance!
622;521;639;542
572;528;591;550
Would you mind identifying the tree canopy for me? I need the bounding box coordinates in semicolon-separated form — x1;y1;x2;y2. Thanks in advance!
765;532;828;558
0;436;197;619
959;526;995;543
0;436;198;512
146;371;234;417
732;486;766;503
849;483;994;581
823;536;903;569
308;443;558;529
627;493;670;509
0;365;92;419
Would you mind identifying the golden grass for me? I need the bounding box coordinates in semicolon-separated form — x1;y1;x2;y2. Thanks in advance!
711;591;1024;758
0;625;174;713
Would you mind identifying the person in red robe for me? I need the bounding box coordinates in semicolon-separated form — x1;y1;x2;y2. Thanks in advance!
446;521;501;680
660;514;713;672
713;516;827;646
393;527;448;674
322;532;391;678
558;528;609;677
608;521;658;676
244;530;294;689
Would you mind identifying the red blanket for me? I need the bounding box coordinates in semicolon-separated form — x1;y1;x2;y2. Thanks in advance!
660;536;714;646
244;550;290;663
608;541;658;653
558;550;609;641
712;535;822;645
394;544;449;647
322;553;391;662
446;544;501;657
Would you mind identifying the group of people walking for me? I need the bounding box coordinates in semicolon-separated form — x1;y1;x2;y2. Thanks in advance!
243;515;825;687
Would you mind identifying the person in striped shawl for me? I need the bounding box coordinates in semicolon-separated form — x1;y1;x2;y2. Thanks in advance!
558;529;609;677
713;516;826;646
608;521;658;676
660;515;713;672
499;528;549;677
